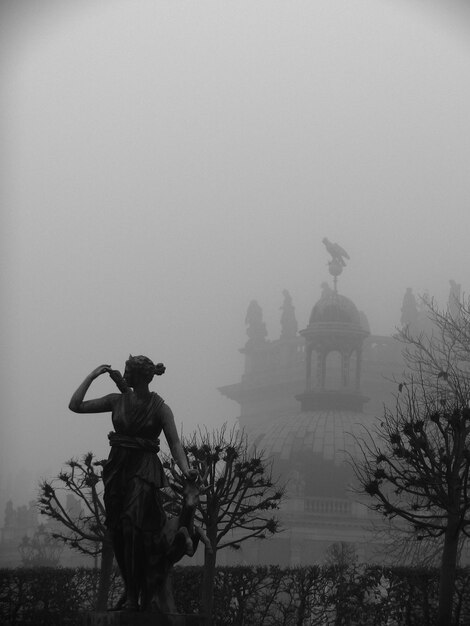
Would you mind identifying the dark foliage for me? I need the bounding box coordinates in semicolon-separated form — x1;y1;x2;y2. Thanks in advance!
1;564;470;625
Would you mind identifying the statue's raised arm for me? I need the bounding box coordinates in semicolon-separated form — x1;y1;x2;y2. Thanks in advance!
68;364;120;413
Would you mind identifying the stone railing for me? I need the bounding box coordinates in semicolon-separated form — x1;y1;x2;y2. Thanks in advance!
304;497;352;516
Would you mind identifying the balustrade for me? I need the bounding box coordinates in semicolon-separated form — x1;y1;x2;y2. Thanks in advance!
304;497;352;515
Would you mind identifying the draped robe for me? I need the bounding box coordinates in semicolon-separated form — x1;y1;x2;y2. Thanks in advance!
103;391;167;534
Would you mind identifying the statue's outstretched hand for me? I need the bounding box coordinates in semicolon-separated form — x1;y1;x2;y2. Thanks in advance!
90;364;112;379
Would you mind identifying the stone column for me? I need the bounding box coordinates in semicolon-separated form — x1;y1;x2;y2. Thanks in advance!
341;352;350;388
306;345;313;391
319;351;326;390
355;347;363;390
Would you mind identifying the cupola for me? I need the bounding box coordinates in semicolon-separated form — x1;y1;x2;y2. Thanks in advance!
296;240;369;412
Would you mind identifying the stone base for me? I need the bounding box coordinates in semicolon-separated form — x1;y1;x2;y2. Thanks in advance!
81;611;204;626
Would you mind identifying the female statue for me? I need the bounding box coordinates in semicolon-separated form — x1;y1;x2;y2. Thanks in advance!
69;355;193;612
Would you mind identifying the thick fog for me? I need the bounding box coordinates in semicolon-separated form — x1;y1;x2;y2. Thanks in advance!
1;0;470;511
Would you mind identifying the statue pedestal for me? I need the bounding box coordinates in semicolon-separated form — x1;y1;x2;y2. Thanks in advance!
81;612;204;626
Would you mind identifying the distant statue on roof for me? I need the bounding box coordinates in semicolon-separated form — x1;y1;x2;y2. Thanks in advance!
322;238;350;267
320;282;334;299
400;287;418;329
245;300;267;344
448;279;461;320
280;289;298;339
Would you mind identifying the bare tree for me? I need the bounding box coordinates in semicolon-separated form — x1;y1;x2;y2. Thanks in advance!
39;430;284;621
38;452;113;610
352;297;470;626
368;513;470;569
167;424;285;625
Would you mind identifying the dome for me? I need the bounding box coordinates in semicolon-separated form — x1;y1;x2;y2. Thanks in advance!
252;410;376;466
309;292;362;328
250;410;378;498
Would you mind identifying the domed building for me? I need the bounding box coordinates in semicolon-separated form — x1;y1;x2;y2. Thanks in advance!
219;266;405;565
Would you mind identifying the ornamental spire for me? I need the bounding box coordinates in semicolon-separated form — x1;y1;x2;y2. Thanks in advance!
322;237;350;293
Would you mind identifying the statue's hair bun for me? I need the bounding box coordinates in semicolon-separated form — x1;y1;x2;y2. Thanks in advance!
155;363;166;376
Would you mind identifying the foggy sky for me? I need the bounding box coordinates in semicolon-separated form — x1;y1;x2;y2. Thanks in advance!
2;0;470;509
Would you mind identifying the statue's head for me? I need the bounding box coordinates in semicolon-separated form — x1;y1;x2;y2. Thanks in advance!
124;355;166;387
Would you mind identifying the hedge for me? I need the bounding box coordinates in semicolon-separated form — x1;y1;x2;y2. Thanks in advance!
1;565;470;625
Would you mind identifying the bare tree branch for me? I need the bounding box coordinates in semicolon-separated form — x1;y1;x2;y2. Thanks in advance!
351;296;470;626
38;452;109;556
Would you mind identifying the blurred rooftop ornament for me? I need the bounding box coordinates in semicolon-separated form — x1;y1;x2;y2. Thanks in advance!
322;237;349;292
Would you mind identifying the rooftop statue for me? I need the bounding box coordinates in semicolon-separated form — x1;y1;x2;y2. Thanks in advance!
448;279;461;320
400;287;418;329
245;299;268;344
320;281;334;299
322;237;349;292
322;237;350;267
280;289;298;339
69;355;203;614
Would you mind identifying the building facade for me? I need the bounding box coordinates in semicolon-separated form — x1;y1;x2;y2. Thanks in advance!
219;280;406;566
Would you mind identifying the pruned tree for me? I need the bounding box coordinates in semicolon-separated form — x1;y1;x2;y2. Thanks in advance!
368;511;469;569
352;296;470;626
164;424;285;624
38;452;113;610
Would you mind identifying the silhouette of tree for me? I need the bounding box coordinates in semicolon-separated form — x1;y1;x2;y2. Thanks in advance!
167;425;285;625
38;452;113;610
353;297;470;626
